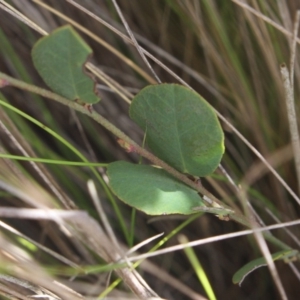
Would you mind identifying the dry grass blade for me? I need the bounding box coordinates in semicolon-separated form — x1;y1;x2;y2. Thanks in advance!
289;10;300;88
0;109;76;209
0;0;47;35
232;0;300;44
110;0;161;83
120;219;300;264
0;234;83;299
280;64;300;199
65;214;157;298
249;217;288;300
0;220;80;268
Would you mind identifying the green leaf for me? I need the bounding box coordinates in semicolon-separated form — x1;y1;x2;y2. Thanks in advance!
232;250;298;285
32;25;99;104
107;161;206;215
129;84;224;177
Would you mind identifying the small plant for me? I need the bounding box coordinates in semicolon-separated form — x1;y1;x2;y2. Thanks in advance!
1;19;299;298
29;25;299;283
31;25;225;216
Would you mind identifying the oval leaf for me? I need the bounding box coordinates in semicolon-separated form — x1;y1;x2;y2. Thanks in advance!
107;161;205;215
129;84;224;177
232;250;297;285
32;25;99;104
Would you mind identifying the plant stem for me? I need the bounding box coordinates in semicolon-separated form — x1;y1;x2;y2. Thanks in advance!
0;72;221;205
0;72;293;251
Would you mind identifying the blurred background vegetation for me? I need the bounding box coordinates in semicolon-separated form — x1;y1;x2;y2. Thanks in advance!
0;0;300;299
